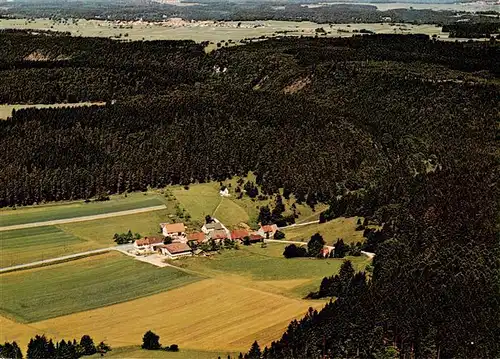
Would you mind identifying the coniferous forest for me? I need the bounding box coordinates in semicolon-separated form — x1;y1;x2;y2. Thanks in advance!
1;30;499;358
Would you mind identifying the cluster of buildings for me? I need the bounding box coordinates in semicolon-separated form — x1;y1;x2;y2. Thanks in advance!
133;218;279;259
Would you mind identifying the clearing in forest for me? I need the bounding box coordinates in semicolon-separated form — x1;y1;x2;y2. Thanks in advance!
282;217;368;245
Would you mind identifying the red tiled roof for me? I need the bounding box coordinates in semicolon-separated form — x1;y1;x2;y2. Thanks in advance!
161;223;186;233
187;232;206;243
231;229;249;240
261;225;277;233
135;237;164;246
249;234;264;241
162;242;192;254
212;229;228;240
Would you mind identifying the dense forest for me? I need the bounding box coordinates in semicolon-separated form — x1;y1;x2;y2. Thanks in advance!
2;0;500;25
1;31;499;357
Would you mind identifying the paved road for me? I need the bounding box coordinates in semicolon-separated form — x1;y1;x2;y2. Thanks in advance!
0;244;135;273
0;205;167;232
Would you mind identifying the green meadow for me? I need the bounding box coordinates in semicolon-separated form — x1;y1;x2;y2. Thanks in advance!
0;252;202;323
0;193;165;227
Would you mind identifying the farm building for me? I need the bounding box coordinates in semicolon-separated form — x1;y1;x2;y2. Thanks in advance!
249;233;264;243
231;229;249;242
134;237;164;252
220;187;230;197
210;229;229;242
258;224;278;239
187;232;206;244
158;243;193;259
160;222;186;241
202;218;231;238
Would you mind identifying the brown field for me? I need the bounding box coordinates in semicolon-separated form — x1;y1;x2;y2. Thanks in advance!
1;279;322;351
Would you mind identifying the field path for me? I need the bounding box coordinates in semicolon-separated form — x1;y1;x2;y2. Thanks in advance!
277;220;318;230
0;247;113;273
0;205;166;232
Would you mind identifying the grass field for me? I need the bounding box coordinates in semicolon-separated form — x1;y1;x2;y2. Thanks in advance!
282;217;368;245
174;243;370;298
21;279;319;352
172;174;328;229
0;102;105;120
0;226;89;268
0;252;202;323
0;209;173;267
0;18;449;44
172;184;221;225
0;192;165;227
212;197;250;228
89;346;238;359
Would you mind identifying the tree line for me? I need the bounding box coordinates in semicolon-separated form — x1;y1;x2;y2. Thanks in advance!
1;334;110;359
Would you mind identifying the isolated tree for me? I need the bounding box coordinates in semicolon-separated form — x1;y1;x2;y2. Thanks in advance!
283;244;307;258
142;331;161;350
205;215;214;224
80;335;96;356
307;233;325;257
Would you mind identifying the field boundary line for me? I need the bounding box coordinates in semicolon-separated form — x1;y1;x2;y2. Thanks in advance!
0;204;167;232
0;249;113;274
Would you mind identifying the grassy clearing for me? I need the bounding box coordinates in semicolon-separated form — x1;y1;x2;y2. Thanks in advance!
282;217;367;245
174;243;370;298
0;226;89;268
172;184;221;224
171;173;327;229
223;173;328;228
0;252;202;323
0;102;105;120
179;243;369;281
0;192;165;227
89;346;238;359
212;197;250;228
28;279;319;352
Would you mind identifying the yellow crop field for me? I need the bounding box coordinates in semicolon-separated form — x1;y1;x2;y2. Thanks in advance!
12;279;322;352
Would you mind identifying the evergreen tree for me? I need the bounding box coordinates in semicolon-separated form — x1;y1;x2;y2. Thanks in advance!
307;233;325;257
257;206;272;225
246;341;261;359
0;341;23;359
333;238;346;258
27;335;54;359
